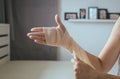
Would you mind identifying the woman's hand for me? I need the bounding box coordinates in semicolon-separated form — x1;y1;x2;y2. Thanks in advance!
27;15;72;49
72;57;100;79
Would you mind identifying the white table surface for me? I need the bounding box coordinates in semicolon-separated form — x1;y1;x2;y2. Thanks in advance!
0;61;75;79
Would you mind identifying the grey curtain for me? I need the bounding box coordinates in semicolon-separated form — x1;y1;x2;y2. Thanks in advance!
5;0;58;60
0;0;5;23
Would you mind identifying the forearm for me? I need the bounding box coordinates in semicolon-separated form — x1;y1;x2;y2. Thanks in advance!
66;37;102;71
98;17;120;72
97;73;120;79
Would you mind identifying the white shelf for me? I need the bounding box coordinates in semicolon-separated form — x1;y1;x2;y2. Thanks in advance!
68;19;117;23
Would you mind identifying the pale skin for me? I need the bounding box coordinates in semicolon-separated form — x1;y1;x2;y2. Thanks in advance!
27;15;120;79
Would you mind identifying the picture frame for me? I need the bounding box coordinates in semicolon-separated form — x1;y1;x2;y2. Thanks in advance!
79;9;86;19
88;7;98;19
64;12;78;20
98;9;108;19
108;13;120;20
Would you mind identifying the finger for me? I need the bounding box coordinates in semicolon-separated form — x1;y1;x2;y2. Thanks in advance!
28;34;46;44
31;27;44;32
76;56;80;61
71;58;76;64
29;35;45;41
34;39;46;44
55;15;66;32
27;32;46;43
71;59;79;71
73;52;77;59
72;58;79;68
55;14;63;26
72;57;83;67
27;32;45;37
73;62;81;73
71;53;79;65
73;52;81;62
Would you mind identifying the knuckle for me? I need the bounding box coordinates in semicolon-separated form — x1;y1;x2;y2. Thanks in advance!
74;61;80;65
74;68;78;72
76;62;80;65
74;65;80;71
74;67;80;74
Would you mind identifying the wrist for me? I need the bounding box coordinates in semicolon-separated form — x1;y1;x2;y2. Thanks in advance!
62;35;74;52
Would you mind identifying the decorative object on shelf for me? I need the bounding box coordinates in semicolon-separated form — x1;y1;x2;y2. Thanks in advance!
98;9;108;19
108;13;120;20
88;7;98;19
64;7;120;21
64;12;78;20
79;9;86;19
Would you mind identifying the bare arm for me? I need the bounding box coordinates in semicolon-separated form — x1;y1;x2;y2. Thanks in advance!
98;17;120;72
69;17;120;72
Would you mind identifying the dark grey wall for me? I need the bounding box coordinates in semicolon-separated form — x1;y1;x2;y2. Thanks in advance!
11;0;58;60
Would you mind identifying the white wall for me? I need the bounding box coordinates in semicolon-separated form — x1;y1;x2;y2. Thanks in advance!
57;0;120;75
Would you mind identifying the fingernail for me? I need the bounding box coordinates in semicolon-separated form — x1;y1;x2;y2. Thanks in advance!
27;33;30;36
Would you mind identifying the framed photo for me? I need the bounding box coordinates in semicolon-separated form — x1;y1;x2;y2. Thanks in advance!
108;13;120;20
98;9;108;19
64;12;78;20
79;9;86;19
88;7;98;19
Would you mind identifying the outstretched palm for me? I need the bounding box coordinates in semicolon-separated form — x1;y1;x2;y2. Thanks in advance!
27;15;71;49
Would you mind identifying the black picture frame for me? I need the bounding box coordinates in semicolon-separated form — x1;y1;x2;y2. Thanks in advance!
88;7;98;19
98;9;108;19
108;13;120;20
79;9;86;19
64;12;78;20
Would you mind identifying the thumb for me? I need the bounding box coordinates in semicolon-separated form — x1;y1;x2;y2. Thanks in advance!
55;14;62;26
55;14;66;32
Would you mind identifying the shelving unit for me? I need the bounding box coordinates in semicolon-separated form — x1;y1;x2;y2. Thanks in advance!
68;19;117;23
0;24;10;65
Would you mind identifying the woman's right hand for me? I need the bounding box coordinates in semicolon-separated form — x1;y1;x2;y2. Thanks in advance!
72;57;100;79
27;15;72;50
